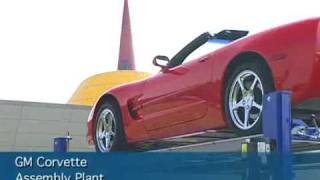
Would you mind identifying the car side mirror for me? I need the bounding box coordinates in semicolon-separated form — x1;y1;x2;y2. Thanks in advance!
153;55;170;71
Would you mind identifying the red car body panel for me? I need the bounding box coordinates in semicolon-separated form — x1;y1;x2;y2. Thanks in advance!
87;18;320;144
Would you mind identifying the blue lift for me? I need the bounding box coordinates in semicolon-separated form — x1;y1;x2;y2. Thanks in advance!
262;91;292;153
262;91;320;152
242;91;320;180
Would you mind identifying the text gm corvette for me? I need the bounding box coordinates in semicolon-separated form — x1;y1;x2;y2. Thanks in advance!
88;18;320;152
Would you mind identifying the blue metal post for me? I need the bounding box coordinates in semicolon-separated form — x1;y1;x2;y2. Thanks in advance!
262;91;292;153
262;91;292;179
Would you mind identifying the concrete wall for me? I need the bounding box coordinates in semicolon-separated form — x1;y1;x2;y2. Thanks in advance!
0;100;94;152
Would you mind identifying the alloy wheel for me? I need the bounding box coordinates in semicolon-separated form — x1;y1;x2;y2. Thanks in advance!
228;70;264;130
95;108;116;152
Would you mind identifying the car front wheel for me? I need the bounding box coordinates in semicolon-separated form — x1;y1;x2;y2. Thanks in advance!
94;102;127;152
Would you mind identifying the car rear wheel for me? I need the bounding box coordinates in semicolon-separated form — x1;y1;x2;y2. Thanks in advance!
94;102;127;152
224;61;274;135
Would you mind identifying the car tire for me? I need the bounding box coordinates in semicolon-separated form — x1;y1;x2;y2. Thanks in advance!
94;102;127;152
224;61;274;135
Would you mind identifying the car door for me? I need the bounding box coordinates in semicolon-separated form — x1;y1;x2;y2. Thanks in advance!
137;55;212;132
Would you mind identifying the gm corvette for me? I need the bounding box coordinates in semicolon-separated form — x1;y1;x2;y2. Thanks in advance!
87;18;320;152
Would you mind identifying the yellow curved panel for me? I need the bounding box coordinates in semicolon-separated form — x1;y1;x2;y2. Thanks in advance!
68;70;150;106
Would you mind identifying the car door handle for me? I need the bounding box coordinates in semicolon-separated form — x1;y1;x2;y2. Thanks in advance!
199;56;209;62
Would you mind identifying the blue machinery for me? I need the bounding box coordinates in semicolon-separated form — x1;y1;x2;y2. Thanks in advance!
262;91;320;152
241;91;320;179
241;91;320;154
262;91;292;153
239;91;293;180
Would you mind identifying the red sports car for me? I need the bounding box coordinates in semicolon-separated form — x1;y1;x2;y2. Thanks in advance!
87;18;320;152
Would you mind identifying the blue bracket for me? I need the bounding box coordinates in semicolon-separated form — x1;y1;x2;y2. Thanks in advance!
292;118;320;141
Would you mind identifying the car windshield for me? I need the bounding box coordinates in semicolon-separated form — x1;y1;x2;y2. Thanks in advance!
168;30;249;68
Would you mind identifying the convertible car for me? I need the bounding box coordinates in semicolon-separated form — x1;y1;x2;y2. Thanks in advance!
87;18;320;152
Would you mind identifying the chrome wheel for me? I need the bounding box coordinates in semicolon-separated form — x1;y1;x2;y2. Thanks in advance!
228;70;264;130
95;108;116;152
